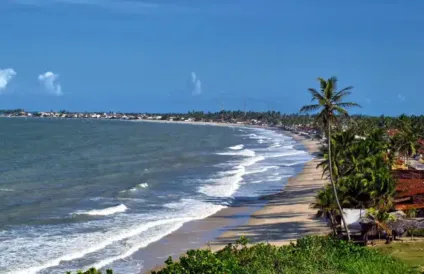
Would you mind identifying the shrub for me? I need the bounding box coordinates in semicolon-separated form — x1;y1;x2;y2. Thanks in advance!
407;228;424;237
152;236;416;274
66;268;113;274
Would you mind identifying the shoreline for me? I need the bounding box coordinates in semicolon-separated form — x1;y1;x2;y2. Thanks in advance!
142;128;329;273
207;131;328;250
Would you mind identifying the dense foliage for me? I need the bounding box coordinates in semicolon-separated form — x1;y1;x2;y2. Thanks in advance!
151;236;415;274
317;129;396;209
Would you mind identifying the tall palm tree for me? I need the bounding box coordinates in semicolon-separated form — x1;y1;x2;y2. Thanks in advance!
300;76;360;241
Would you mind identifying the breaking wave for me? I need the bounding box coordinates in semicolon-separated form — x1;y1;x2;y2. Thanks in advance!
74;204;128;216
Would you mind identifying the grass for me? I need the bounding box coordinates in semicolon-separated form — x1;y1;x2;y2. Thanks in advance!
374;240;424;272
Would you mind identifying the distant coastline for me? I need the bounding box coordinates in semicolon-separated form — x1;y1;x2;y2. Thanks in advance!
0;110;322;140
0;110;272;127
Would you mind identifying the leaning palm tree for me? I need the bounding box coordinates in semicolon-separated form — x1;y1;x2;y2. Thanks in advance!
300;76;360;241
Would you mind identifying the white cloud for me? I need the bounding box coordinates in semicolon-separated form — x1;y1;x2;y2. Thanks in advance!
0;68;17;92
188;72;202;95
38;71;63;96
397;94;406;101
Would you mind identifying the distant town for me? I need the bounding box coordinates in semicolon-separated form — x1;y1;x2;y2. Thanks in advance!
0;108;308;128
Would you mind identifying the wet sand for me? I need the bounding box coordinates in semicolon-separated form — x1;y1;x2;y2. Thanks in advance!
142;131;329;273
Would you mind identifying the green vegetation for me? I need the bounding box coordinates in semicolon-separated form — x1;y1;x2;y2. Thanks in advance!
408;229;424;237
375;241;424;272
301;77;424;238
151;236;415;274
66;268;113;274
316;129;395;209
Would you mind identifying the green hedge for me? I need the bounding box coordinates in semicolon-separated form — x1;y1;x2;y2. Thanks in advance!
152;236;415;274
407;229;424;237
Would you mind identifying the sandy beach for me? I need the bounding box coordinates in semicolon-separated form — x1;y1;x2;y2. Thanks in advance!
144;128;329;273
207;132;329;250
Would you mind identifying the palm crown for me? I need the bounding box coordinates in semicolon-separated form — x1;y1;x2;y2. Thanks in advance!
300;77;360;129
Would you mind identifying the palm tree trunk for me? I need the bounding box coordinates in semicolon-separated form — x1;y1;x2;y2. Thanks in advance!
329;212;337;236
327;121;351;241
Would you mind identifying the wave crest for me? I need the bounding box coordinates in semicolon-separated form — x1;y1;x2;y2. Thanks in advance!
74;204;128;216
229;144;244;150
216;149;255;157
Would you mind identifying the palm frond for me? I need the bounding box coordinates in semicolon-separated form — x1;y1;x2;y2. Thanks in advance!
308;88;324;102
333;105;349;116
317;77;327;92
300;104;321;113
327;77;338;98
336;102;361;109
333;86;354;102
329;76;338;84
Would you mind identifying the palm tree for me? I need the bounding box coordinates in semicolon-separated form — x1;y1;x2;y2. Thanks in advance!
392;116;419;166
300;76;360;241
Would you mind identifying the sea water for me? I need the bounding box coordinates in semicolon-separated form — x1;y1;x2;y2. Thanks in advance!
0;118;311;273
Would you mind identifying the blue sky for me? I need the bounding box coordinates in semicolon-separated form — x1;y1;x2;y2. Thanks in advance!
0;0;423;115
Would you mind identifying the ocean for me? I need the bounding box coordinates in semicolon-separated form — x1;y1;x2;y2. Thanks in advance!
0;118;311;273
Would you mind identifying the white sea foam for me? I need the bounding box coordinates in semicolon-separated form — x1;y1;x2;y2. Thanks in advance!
216;149;255;157
229;144;244;150
282;161;307;167
74;204;128;216
121;182;148;193
10;218;189;274
0;188;14;192
199;152;266;197
264;150;307;158
92;199;225;270
164;199;226;216
242;156;265;167
6;198;228;274
249;135;271;140
91;222;185;271
198;165;245;197
245;166;279;175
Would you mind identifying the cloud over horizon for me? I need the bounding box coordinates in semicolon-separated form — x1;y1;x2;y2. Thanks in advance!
38;71;63;96
0;68;17;92
397;94;406;101
188;72;202;95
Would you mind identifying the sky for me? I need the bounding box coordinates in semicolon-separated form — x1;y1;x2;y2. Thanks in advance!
0;0;423;115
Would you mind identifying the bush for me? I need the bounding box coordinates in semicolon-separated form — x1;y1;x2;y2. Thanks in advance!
66;268;113;274
407;229;424;237
152;236;416;274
